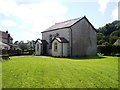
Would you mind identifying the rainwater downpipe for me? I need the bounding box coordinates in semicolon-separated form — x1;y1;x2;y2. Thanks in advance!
70;27;72;57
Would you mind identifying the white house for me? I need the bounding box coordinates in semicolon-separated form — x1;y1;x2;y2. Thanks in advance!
35;39;48;55
35;16;97;57
51;37;69;57
35;39;42;55
0;31;13;50
0;41;10;50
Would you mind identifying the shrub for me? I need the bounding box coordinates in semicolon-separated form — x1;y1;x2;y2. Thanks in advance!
97;45;120;56
2;54;10;60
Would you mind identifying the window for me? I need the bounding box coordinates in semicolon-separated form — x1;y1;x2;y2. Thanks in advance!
37;44;39;51
54;43;58;51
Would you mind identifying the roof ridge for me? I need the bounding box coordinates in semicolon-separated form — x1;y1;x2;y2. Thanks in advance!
55;17;83;24
42;16;87;33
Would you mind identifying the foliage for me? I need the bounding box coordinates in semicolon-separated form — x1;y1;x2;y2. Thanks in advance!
1;49;22;56
21;50;34;55
97;20;120;45
18;41;28;52
8;50;22;56
97;45;120;55
14;41;19;45
2;56;118;88
97;20;120;36
97;21;120;45
14;40;35;53
97;33;105;45
109;36;118;44
102;42;110;46
110;30;120;37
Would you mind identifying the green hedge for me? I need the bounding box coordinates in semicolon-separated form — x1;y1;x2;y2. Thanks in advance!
1;49;22;56
21;50;34;55
97;45;120;56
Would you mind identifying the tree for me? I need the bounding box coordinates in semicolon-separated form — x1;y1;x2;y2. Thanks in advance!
109;36;118;44
110;30;120;37
109;30;120;44
102;42;110;46
97;33;105;45
97;33;105;40
97;20;120;36
18;41;28;51
97;20;120;45
14;41;19;45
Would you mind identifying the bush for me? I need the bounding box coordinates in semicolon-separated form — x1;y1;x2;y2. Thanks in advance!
1;49;22;56
2;54;10;60
21;50;34;55
97;45;120;56
8;50;22;56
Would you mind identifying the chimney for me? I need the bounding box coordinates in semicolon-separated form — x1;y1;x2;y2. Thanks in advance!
6;31;8;33
8;34;10;37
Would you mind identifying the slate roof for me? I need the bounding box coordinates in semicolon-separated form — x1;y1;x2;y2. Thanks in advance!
41;40;48;45
35;39;48;45
0;41;9;46
51;37;69;43
0;31;13;40
42;16;97;33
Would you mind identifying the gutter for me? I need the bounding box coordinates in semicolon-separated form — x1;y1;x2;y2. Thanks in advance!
70;27;72;57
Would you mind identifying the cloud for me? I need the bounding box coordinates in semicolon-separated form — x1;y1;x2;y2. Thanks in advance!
98;0;111;14
111;7;118;20
0;0;67;34
0;20;17;27
0;19;24;29
111;0;119;20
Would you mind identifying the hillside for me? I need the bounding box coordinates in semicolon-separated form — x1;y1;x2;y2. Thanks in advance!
97;20;120;45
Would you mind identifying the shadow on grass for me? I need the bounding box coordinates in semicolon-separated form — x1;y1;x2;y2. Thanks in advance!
52;55;107;60
66;56;106;60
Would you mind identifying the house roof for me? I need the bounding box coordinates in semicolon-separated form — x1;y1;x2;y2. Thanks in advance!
8;44;19;47
51;37;69;43
42;16;97;33
0;30;13;40
35;39;48;45
114;39;120;45
0;41;10;47
41;40;48;45
37;39;42;44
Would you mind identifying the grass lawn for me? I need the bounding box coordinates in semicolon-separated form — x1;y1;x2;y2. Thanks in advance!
0;57;2;89
1;56;119;88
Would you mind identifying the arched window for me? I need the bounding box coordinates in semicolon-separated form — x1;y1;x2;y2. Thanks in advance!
54;42;58;51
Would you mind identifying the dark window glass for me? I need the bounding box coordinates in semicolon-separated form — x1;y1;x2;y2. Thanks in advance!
54;43;57;51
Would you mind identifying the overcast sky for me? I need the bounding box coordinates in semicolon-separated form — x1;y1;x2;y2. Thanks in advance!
0;0;119;42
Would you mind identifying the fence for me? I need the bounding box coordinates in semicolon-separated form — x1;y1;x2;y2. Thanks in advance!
0;49;34;56
0;49;21;56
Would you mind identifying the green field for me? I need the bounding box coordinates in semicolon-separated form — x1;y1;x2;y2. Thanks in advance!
1;56;119;88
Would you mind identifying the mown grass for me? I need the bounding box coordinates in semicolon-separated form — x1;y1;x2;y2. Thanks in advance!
2;56;118;88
